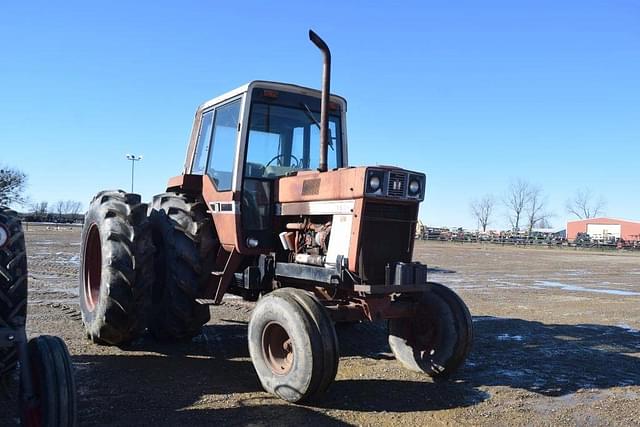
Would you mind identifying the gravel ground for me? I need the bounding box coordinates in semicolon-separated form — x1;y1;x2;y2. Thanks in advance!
1;226;639;426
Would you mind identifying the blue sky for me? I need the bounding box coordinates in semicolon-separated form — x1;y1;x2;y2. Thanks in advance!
1;1;638;228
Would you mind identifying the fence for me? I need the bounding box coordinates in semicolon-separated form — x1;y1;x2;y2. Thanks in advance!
415;229;640;251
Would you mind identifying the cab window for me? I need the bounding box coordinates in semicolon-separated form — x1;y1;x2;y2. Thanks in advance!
244;102;341;178
207;99;241;190
191;111;214;174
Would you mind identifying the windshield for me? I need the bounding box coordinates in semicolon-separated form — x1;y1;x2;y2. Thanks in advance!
244;96;342;179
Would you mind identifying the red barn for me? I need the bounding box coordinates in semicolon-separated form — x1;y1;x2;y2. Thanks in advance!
567;217;640;242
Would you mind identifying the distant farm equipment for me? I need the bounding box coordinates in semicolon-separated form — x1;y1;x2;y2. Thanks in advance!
415;226;640;250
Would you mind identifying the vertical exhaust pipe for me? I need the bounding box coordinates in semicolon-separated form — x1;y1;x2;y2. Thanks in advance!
309;29;331;172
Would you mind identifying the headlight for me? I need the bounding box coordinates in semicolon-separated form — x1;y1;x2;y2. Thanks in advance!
369;175;381;191
0;225;7;247
366;169;385;194
408;173;426;200
408;180;420;195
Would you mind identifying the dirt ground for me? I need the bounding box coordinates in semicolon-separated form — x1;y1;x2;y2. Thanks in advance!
2;225;639;426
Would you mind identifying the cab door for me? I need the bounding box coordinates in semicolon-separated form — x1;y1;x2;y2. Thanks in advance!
193;98;244;253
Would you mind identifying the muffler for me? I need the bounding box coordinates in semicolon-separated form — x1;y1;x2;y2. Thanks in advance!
309;29;331;172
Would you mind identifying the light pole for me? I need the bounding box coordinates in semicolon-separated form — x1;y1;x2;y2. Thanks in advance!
125;154;143;193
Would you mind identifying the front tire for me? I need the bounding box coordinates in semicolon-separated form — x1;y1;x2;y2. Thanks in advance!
0;207;28;379
388;283;473;378
248;288;339;403
79;191;154;346
20;335;77;427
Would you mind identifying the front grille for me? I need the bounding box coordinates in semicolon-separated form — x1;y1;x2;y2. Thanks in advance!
387;172;407;197
358;201;417;284
363;202;416;221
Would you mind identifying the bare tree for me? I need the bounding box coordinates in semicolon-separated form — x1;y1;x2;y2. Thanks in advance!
53;200;82;221
0;166;27;206
526;186;553;234
63;200;82;216
470;195;495;232
504;179;532;231
55;200;66;220
566;188;606;219
31;201;49;220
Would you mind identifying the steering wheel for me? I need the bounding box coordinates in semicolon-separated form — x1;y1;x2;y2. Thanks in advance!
265;154;300;168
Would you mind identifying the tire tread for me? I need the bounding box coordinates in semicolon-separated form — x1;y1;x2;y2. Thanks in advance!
79;190;153;346
148;192;217;340
0;207;28;378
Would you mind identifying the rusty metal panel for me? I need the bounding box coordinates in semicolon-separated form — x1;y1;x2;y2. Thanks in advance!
201;175;236;249
276;167;367;202
301;178;321;196
277;200;355;216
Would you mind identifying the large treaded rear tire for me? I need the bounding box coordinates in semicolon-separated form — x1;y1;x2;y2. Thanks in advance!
0;207;28;378
148;192;217;340
79;190;154;346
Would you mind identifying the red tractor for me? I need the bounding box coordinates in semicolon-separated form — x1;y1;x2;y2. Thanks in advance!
79;31;472;403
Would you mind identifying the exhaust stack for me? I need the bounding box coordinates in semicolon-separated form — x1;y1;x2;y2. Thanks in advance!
309;29;331;172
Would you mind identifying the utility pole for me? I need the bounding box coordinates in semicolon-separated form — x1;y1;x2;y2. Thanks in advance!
125;154;143;193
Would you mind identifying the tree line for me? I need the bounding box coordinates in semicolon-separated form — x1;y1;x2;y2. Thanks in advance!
27;200;84;223
470;179;606;233
1;165;83;222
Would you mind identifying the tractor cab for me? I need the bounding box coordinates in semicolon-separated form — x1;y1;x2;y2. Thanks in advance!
177;81;349;253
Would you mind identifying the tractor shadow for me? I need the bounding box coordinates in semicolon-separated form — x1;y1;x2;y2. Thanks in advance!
69;352;353;426
317;378;489;413
70;323;258;424
71;323;348;425
67;321;356;425
68;317;640;423
334;316;640;400
161;404;353;426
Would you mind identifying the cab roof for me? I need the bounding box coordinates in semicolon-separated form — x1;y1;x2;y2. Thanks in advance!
197;80;348;113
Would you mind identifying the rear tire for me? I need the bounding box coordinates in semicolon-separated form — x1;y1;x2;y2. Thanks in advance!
248;288;338;403
20;335;77;427
148;193;217;340
79;191;154;346
0;207;28;379
388;282;473;378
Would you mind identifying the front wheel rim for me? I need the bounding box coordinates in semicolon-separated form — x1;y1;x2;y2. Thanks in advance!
262;322;294;375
